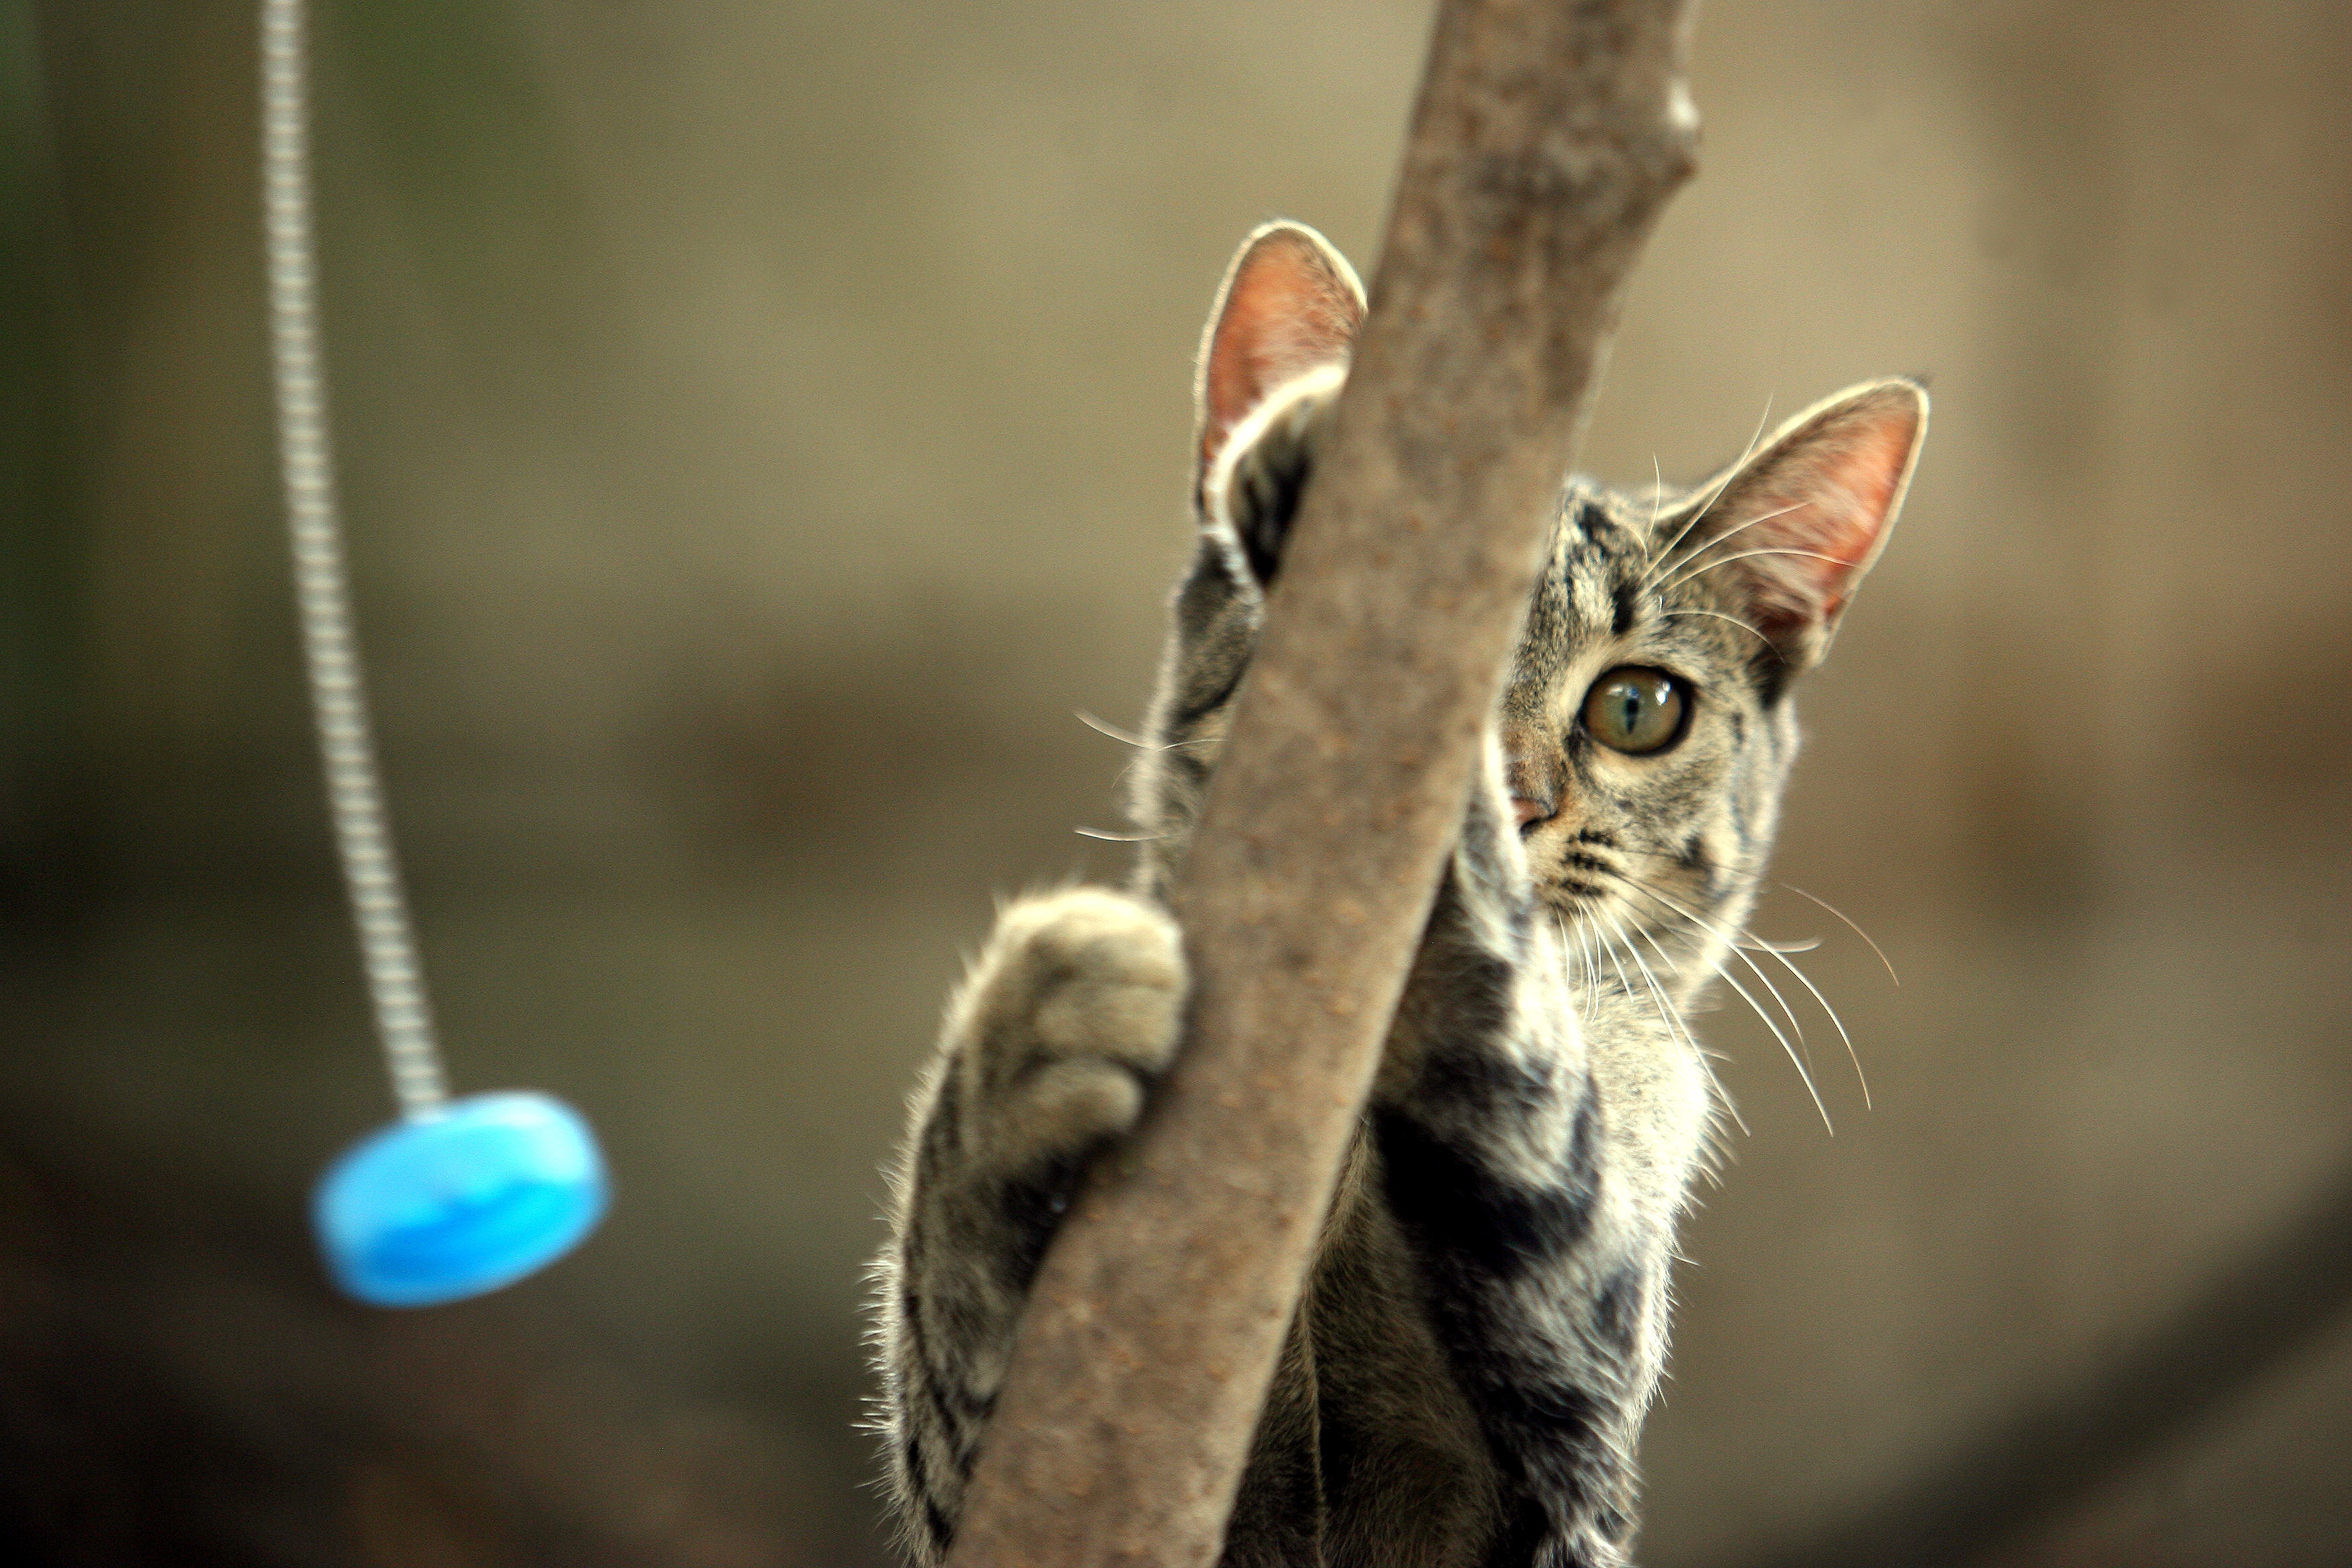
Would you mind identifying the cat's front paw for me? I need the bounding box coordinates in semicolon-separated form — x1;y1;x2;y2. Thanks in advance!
945;888;1187;1175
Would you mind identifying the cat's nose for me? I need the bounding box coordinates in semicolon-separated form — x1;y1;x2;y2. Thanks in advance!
1501;722;1559;830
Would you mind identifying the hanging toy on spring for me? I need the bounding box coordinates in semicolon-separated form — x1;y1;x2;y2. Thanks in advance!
262;0;609;1308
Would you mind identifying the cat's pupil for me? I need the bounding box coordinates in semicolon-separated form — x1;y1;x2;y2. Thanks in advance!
1583;667;1685;755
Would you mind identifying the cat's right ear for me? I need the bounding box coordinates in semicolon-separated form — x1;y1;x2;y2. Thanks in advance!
1195;222;1364;479
1192;222;1364;586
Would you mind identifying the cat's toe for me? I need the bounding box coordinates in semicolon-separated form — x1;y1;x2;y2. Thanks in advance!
996;1056;1151;1163
991;888;1187;1077
944;889;1188;1167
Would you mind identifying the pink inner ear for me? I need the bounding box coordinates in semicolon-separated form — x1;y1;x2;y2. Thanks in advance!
1199;228;1363;475
1714;392;1922;636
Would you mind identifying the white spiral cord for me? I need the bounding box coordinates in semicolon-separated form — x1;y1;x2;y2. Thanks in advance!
260;0;449;1120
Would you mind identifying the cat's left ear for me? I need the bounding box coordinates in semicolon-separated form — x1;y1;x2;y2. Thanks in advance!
1669;379;1928;682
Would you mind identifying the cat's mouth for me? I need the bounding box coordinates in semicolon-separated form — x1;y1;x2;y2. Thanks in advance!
1545;886;1609;919
1528;837;1668;975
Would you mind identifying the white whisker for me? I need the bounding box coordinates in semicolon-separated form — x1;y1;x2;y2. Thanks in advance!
1631;903;1832;1135
1639;499;1814;591
1656;609;1773;648
1608;910;1749;1139
1657;546;1859;599
1777;881;1900;986
1779;954;1869;1110
1595;918;1641;1016
1642;454;1665;567
1700;913;1868;1109
1620;879;1817;1084
1555;913;1591;1012
1742;935;1823;955
1646;393;1775;575
1678;886;1881;1105
1073;826;1168;842
1618;877;1869;1110
1075;709;1150;748
1691;909;1872;1110
1076;710;1214;753
1582;846;1826;961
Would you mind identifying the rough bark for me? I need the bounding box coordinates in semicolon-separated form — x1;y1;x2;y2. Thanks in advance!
941;5;1702;1566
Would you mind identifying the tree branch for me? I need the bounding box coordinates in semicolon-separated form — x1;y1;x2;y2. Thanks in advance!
942;6;1702;1565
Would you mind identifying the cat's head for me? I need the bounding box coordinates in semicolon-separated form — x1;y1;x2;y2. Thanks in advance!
1131;222;1926;990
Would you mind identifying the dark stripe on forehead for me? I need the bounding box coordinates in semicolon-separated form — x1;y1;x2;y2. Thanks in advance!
1611;577;1638;638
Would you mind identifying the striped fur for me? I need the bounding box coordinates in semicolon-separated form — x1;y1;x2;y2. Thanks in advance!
873;224;1926;1568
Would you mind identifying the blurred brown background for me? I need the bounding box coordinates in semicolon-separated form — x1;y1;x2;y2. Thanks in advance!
5;1;2349;1564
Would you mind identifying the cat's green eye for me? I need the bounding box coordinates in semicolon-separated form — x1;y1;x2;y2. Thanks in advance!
1581;667;1687;756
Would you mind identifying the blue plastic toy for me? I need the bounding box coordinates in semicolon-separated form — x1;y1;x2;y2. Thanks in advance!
262;0;608;1307
313;1093;609;1308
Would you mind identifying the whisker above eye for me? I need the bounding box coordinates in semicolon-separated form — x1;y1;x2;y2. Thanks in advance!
1656;545;1859;599
1655;608;1773;646
1647;391;1776;573
1639;454;1665;571
1073;827;1170;842
1638;498;1814;591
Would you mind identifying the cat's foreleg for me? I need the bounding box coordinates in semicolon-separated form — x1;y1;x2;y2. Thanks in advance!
875;888;1186;1563
1371;777;1665;1567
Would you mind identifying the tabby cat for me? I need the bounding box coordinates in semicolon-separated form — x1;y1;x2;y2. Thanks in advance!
873;221;1927;1568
